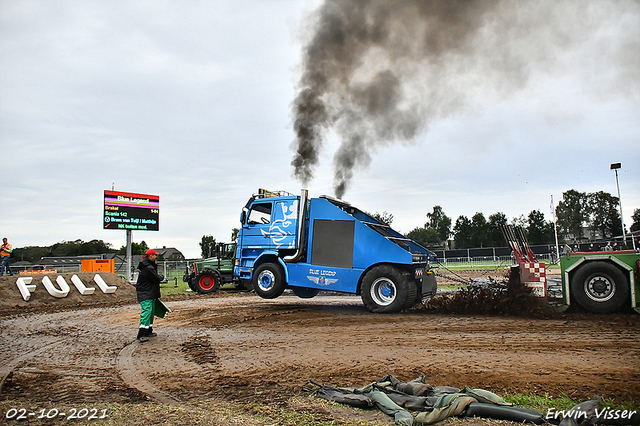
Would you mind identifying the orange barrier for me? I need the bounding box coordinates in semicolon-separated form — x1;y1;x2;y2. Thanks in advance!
81;259;115;273
19;269;57;275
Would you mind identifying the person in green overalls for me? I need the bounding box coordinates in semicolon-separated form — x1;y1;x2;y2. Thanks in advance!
135;249;164;342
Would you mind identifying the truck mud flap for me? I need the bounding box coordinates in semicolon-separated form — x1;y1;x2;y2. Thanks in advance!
421;270;437;298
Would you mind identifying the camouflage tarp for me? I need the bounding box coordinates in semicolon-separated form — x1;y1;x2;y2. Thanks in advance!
305;375;545;425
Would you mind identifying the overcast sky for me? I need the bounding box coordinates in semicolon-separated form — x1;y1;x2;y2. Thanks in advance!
1;0;639;259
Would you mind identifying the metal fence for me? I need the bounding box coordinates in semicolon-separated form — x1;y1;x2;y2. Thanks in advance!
432;253;554;268
7;261;190;281
6;252;558;279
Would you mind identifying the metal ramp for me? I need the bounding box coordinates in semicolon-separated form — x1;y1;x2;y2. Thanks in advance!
500;224;547;297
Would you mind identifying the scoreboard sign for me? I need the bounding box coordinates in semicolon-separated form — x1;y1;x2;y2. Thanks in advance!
104;190;159;231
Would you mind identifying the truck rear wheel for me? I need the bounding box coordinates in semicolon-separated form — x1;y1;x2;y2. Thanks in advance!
361;265;410;313
194;270;221;294
403;279;419;309
253;262;286;299
570;261;629;313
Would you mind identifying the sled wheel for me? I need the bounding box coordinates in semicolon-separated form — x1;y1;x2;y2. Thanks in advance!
570;261;629;313
195;270;221;294
253;262;286;299
292;287;320;299
361;265;410;313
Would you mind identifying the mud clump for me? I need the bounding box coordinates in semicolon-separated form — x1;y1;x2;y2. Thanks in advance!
181;335;219;365
422;269;555;317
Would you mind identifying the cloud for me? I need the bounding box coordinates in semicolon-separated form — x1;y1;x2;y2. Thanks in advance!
0;0;638;258
290;0;640;198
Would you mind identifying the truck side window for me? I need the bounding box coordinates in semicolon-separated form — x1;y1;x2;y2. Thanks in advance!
247;202;272;224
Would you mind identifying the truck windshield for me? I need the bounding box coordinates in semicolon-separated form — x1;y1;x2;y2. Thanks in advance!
247;202;272;224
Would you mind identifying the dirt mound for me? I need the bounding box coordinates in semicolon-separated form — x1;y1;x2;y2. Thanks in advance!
421;268;556;317
0;272;136;316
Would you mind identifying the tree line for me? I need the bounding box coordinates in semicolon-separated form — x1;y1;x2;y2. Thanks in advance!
402;189;637;249
11;239;153;263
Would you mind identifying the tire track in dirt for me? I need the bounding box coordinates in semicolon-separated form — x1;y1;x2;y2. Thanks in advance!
0;339;65;392
2;292;639;412
116;341;181;403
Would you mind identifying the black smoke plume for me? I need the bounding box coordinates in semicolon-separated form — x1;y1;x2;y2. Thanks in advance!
290;0;640;199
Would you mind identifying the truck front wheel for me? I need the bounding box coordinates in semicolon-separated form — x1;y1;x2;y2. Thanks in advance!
570;261;629;313
253;263;286;299
361;265;410;313
194;270;221;294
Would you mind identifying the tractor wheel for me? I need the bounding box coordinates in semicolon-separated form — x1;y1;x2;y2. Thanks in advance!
292;287;320;299
570;261;629;313
194;270;221;294
361;265;410;313
188;277;199;292
253;262;286;299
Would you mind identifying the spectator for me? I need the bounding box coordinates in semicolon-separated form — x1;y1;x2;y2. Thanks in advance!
1;237;13;276
134;249;164;342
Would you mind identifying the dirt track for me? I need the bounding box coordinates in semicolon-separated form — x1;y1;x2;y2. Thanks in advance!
1;272;639;425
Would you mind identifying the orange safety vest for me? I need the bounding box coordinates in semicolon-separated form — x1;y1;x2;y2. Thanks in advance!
0;243;11;256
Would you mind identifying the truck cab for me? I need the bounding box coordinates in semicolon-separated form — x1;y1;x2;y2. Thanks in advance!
234;189;437;313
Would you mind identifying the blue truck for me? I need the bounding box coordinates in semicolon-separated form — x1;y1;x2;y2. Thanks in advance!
233;189;437;313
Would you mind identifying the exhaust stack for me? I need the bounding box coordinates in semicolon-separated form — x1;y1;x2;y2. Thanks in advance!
284;189;308;262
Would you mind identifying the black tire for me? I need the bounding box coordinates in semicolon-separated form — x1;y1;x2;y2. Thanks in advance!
194;270;221;294
233;280;254;292
188;277;198;292
361;265;411;313
403;278;419;309
292;287;320;299
570;261;629;313
253;262;286;299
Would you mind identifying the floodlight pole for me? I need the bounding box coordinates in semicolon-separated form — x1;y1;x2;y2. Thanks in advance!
551;195;560;262
610;163;627;248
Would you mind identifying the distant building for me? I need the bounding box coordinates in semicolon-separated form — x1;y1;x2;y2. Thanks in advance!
38;255;98;267
152;247;185;261
36;247;185;273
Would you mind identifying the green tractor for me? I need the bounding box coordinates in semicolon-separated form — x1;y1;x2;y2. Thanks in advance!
183;242;250;293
